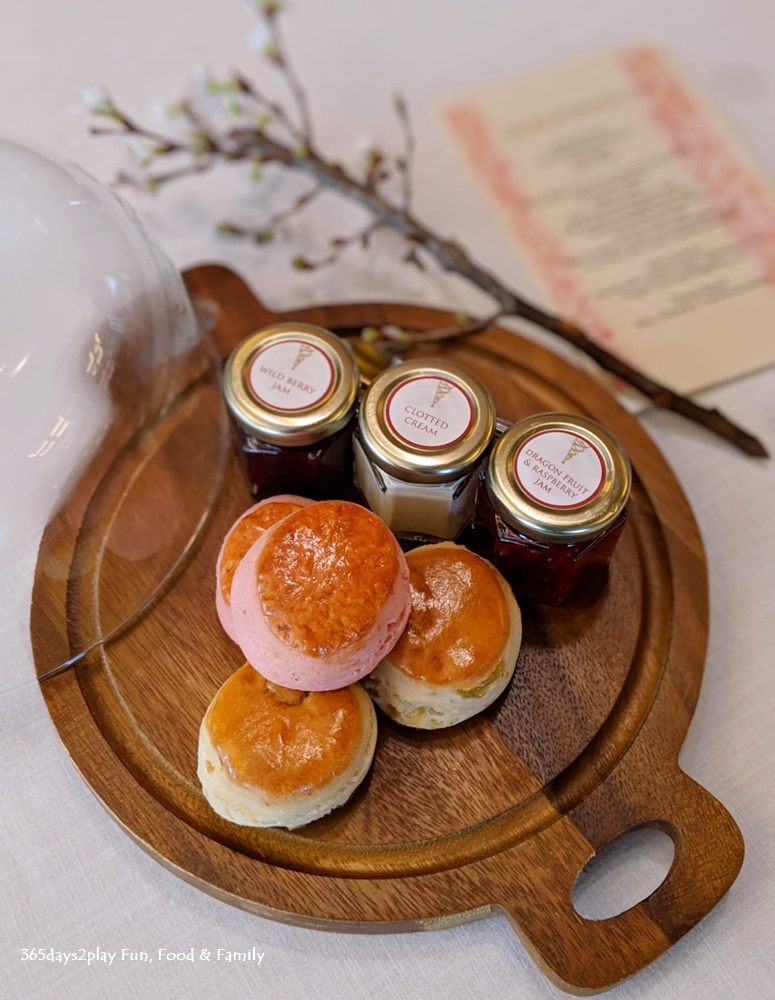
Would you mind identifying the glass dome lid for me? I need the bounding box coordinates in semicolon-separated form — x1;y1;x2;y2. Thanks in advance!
1;137;229;686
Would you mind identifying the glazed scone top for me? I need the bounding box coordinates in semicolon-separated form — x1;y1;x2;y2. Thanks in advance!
390;545;512;688
255;501;403;657
204;665;364;797
218;499;309;604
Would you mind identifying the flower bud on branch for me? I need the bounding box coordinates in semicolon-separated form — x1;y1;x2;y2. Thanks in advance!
88;4;767;457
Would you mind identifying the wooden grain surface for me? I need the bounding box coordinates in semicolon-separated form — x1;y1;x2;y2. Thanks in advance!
30;264;744;994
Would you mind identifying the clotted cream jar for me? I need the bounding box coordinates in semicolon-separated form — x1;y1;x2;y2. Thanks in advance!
469;412;632;604
354;358;496;541
223;323;359;501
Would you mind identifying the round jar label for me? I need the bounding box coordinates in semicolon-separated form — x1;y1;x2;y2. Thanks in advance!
247;339;335;412
385;376;474;450
514;430;606;509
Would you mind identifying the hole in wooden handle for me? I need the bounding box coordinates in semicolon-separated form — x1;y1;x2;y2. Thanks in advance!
572;824;676;921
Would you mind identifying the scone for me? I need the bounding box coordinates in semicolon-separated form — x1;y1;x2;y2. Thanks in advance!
230;500;411;691
198;664;377;829
364;542;522;729
215;495;313;642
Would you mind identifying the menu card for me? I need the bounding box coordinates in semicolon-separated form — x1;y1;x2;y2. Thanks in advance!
438;45;775;393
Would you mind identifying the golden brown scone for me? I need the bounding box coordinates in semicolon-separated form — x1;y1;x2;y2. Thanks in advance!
364;542;521;729
198;664;377;828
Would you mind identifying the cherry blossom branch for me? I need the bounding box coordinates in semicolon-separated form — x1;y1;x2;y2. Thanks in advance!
259;0;314;145
86;3;767;458
231;71;305;146
217;181;326;244
293;220;383;271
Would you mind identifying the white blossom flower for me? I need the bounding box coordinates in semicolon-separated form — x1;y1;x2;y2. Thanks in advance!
150;99;171;124
81;85;110;112
115;133;150;162
354;133;377;159
147;98;198;141
192;63;214;94
248;23;272;55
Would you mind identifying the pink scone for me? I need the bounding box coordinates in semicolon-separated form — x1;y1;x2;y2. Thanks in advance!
215;495;314;642
230;500;411;691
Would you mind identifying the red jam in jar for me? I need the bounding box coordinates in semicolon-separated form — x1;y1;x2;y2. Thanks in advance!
468;413;632;604
222;323;359;501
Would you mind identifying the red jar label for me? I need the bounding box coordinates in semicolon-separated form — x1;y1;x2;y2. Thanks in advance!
515;430;605;509
385;376;474;450
247;340;335;412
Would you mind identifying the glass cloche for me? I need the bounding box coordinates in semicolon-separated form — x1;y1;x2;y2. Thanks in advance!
1;137;229;682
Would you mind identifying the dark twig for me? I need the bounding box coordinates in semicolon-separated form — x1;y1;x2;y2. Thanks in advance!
231;72;305;146
292;220;383;270
393;92;414;210
263;4;314;146
400;311;502;343
116;160;213;192
87;5;768;459
218;181;326;243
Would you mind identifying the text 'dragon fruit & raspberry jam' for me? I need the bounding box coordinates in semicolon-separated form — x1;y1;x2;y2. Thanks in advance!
469;412;632;603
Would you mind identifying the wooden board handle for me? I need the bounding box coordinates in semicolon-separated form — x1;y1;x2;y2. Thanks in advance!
498;768;744;994
186;264;282;358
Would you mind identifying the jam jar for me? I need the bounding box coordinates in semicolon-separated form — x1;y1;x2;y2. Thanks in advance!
354;358;496;541
222;323;359;501
469;412;632;603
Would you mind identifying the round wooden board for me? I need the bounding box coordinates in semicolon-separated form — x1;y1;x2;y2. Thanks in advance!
31;265;744;994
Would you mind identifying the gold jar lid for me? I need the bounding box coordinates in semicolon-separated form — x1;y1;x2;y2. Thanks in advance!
223;323;358;447
486;413;632;542
357;358;496;483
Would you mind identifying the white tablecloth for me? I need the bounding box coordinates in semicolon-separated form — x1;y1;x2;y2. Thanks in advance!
2;2;774;997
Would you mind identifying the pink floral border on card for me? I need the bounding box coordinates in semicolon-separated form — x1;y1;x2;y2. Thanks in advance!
444;46;775;360
620;45;775;285
442;104;618;347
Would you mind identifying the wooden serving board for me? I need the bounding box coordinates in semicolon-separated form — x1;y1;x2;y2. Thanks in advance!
31;264;744;994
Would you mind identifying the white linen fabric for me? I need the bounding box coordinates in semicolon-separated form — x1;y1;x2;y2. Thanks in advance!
2;1;774;997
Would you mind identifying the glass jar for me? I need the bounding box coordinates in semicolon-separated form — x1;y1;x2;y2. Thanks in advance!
223;323;359;501
469;412;632;604
354;358;496;542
